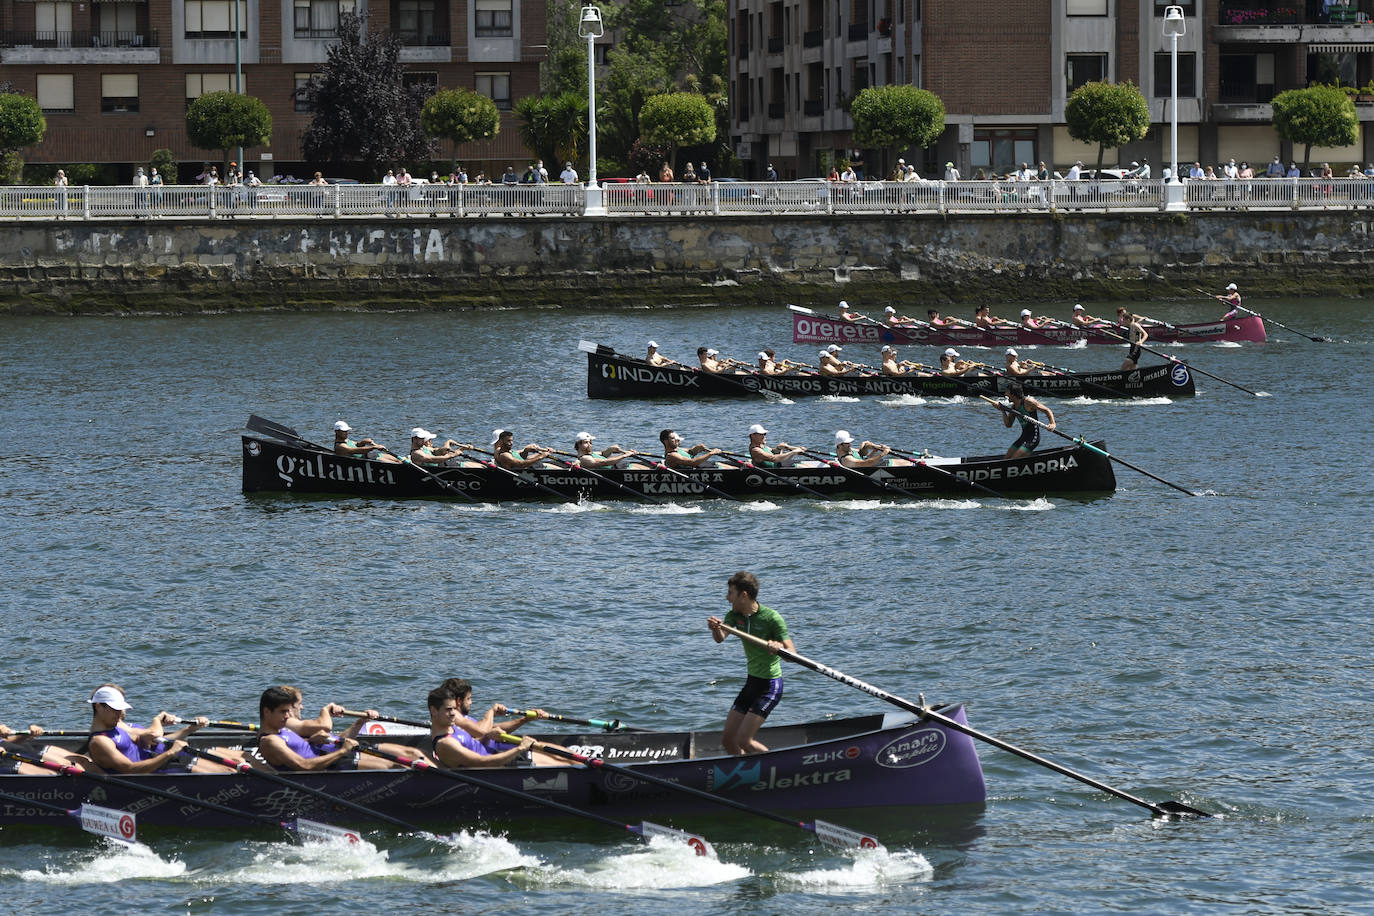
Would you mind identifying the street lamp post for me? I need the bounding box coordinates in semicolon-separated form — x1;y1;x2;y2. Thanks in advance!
1163;6;1185;184
234;0;243;173
579;5;604;213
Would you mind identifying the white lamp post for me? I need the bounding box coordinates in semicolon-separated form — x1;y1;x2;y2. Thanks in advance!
234;0;243;173
579;5;604;213
1163;6;1185;185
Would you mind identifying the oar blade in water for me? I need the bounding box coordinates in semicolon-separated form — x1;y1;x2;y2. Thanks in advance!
1155;800;1212;819
78;804;137;844
290;817;367;843
638;821;716;858
811;818;886;853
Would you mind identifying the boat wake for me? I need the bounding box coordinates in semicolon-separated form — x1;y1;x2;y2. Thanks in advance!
521;836;750;888
876;394;927;407
431;829;544;880
15;839;186;884
736;500;781;512
817;498;981;511
545;501;610;514
776;848;933;889
627;503;704;515
1063;338;1087;349
204;836;401;884
818;395;862;404
1007;497;1054;511
1212;341;1241;349
1065;396;1173;406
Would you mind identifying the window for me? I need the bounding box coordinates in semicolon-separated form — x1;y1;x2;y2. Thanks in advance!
851;57;869;94
186;73;243;108
1220;53;1275;103
395;0;444;44
186;0;247;38
594;42;610;65
1153;0;1194;14
972;129;1037;175
1067;0;1107;14
403;71;438;98
1066;54;1106;92
96;2;137;44
1153;52;1196;98
294;0;354;38
36;74;75;112
294;72;320;111
475;72;511;109
475;0;512;37
101;74;139;113
35;1;73;42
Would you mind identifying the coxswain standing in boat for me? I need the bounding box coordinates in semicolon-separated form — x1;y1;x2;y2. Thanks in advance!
1070;303;1101;328
491;429;554;469
84;684;234;774
660;429;722;468
408;428;469;466
256;686;399;771
571;431;637;469
833;429;891;467
706;571;794;756
1216;282;1243;319
975;304;1014;329
1116;308;1148;371
646;340;688;369
333;420;401;463
747;423;805;467
998;383;1055;457
435;677;570;766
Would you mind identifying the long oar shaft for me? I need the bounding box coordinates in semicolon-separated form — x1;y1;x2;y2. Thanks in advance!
978;395;1197;496
500;708;630;732
337;710;429;729
466;447;580;503
648;459;742;502
799;448;904;496
718;451;832;500
714;624;1208;819
381;448;483;503
1096;325;1261;396
885;447;1009;499
544;450;666;506
1234;304;1329;342
182;747;424;832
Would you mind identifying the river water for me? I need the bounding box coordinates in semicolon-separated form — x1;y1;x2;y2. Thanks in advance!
1;298;1371;914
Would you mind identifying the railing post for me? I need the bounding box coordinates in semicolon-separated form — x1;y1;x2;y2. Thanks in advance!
826;184;834;215
1291;176;1299;210
938;180;947;215
82;186;91;219
712;182;720;216
333;184;342;218
459;184;466;218
1048;179;1058;213
209;186;217;219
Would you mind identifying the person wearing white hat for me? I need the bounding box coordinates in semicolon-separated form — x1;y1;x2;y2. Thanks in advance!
571;431;638;469
1019;308;1047;330
818;345;859;376
492;428;554;470
1003;347;1036;377
1215;282;1243;320
332;420;401;463
409;427;469;466
1071;303;1102;328
838;300;867;322
747;423;805;467
695;346;728;373
84;684;234;774
646;340;687;369
659;428;722;468
940;348;974;376
974;304;1012;329
757;348;801;376
883;305;918;327
879;344;924;377
833;429;892;468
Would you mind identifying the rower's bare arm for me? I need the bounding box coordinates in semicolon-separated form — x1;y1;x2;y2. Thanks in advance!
707;616;727;643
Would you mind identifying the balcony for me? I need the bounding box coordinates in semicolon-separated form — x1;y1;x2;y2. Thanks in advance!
0;29;159;48
804;99;823;116
767;101;785;118
767;35;784;52
803;28;823;47
1211;101;1275;120
848;21;868;40
390;28;450;46
1215;1;1374;37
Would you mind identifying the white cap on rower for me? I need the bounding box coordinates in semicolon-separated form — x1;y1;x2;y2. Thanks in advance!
1006;348;1018;356
819;349;830;358
748;423;768;435
90;685;131;710
1226;283;1237;290
834;430;854;444
944;348;960;358
706;348;719;356
491;428;508;444
333;420;351;431
758;351;769;360
1073;304;1084;311
1020;308;1032;317
827;344;842;352
411;427;434;440
884;306;896;313
647;340;658;348
881;345;894;353
838;300;849;309
575;431;594;443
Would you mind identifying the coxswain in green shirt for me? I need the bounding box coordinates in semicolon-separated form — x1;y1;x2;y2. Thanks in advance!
707;570;794;756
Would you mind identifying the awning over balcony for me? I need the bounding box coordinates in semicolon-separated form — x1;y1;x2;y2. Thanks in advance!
1308;44;1374;53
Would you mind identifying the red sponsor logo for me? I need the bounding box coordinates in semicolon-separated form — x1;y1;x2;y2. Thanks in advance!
119;815;135;839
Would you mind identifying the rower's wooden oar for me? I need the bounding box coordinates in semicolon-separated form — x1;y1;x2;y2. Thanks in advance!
497;708;633;732
646;457;742;502
977;394;1198;496
246;415;331;451
465;447;581;503
378;447;485;504
1093;325;1262;397
181;746;428;832
714;624;1211;820
717;451;833;500
798;448;907;497
0;790;138;843
1228;302;1330;342
337;710;429;729
496;733;885;852
358;745;715;856
884;447;1010;500
544;449;667;506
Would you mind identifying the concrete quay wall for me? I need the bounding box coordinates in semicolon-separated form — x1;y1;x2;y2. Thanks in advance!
1;211;1372;314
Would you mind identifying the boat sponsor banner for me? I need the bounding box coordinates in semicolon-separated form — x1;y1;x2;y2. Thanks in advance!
793;313;890;344
268;450;400;489
1170;363;1191;387
708;758;854;793
876;728;947;769
361;722;428;736
599;362;702;389
951;452;1079;483
78;804;136;843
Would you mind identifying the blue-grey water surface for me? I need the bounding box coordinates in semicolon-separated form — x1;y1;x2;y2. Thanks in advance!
0;298;1371;914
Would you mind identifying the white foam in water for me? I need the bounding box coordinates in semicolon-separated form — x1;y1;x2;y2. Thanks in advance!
528;836;749;889
18;839;186;884
543;501;605;514
778;848;934;890
627;503;703;515
1007;497;1054;511
737;500;781;512
208;837;402;885
431;829;545;880
1065;338;1087;349
1213;341;1241;348
818;395;862;403
876;395;927;407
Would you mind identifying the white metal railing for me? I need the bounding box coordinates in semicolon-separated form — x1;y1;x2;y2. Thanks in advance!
2;178;1371;220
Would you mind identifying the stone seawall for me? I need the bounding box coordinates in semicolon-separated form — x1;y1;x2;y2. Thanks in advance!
2;211;1372;314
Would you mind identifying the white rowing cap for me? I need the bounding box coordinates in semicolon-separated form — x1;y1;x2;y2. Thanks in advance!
748;424;768;435
333;420;351;431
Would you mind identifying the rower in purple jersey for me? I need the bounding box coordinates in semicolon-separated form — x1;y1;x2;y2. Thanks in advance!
85;683;236;773
256;686;401;771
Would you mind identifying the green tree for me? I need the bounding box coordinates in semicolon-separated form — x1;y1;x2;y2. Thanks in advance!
1271;84;1359;170
185;91;272;167
150;148;179;185
302;12;433;174
850;85;945;173
1064;81;1150;173
541;0;588;96
515;92;588;171
0;92;46;184
422;88;501;152
639;92;715;171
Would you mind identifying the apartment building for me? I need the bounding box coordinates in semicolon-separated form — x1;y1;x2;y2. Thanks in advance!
0;0;545;178
729;0;1374;179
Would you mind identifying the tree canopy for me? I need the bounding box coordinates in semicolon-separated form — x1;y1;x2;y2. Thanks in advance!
0;92;46;154
302;12;432;173
1064;81;1150;172
639;92;715;170
850;86;945;164
422;88;500;149
515;92;587;171
185;91;271;162
1271;85;1359;170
